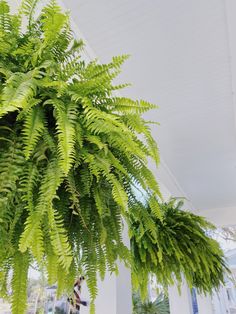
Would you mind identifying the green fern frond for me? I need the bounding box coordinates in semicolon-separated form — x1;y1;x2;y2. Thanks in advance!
19;159;62;252
46;244;58;285
108;97;157;114
0;1;11;33
11;251;29;314
53;100;77;174
93;187;106;217
109;175;128;212
31;226;44;262
22;105;45;159
18;212;41;253
19;0;39;27
148;195;162;220
41;0;68;44
0;71;38;117
0;137;25;196
48;207;72;271
20;162;40;212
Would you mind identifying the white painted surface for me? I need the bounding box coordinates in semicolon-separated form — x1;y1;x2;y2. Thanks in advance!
116;222;132;314
168;281;193;314
197;206;236;227
116;262;132;314
81;274;116;314
212;287;230;314
197;294;213;314
224;0;236;139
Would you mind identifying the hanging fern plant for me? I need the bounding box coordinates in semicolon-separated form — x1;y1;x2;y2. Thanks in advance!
0;0;161;313
130;199;230;299
0;0;229;313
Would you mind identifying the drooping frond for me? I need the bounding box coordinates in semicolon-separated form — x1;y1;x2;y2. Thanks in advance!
46;244;58;285
0;1;11;34
41;0;69;45
48;207;72;271
0;70;39;117
19;158;62;252
22;105;45;159
53;100;77;175
19;0;39;26
11;252;29;314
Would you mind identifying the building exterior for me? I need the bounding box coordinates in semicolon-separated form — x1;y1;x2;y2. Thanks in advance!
212;249;236;314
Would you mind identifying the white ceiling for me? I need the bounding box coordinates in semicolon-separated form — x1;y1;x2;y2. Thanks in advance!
61;0;236;213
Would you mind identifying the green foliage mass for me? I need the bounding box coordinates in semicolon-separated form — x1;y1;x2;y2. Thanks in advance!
0;0;229;313
130;199;230;298
0;0;161;313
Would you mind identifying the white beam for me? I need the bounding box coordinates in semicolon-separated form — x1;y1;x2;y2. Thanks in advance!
149;159;195;211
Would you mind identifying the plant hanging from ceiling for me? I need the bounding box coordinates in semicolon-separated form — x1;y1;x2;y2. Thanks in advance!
0;0;229;313
130;198;230;299
0;0;161;313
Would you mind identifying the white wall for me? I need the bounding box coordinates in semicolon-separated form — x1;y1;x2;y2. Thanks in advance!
197;294;213;314
212;288;230;314
116;222;132;314
168;281;193;314
116;262;132;314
